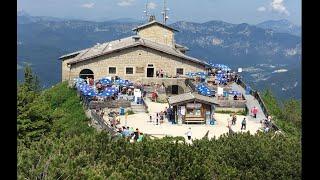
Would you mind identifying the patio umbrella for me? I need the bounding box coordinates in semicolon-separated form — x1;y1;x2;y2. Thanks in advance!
100;78;111;85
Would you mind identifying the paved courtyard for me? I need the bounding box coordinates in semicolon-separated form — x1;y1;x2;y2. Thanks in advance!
104;98;262;141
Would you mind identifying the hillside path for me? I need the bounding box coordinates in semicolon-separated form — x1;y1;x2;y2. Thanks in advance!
231;82;267;121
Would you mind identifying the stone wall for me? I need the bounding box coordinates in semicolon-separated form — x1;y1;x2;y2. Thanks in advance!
215;107;246;113
216;100;247;108
137;24;175;47
62;46;206;82
89;99;131;109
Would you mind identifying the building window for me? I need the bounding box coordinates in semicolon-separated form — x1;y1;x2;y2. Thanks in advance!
126;67;134;74
176;68;184;75
109;67;116;74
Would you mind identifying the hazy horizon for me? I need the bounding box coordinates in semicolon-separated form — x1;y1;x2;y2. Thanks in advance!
18;9;300;26
17;0;301;26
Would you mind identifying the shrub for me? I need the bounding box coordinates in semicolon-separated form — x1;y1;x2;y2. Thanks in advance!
127;110;135;115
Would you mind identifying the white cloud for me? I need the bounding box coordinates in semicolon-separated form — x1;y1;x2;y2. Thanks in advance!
257;6;266;12
118;0;135;7
81;2;95;9
147;2;157;10
270;0;289;16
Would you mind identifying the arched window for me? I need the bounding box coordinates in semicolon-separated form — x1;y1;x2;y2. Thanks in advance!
79;69;94;79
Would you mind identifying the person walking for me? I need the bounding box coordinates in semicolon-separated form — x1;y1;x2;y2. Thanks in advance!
251;106;258;118
232;114;237;125
156;113;159;125
241;118;246;130
149;113;152;123
186;128;192;141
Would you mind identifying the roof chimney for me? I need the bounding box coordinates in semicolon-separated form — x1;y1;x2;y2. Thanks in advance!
148;15;156;22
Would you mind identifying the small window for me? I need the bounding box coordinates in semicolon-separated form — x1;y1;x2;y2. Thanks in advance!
176;68;184;75
148;64;154;67
126;67;134;74
109;67;116;74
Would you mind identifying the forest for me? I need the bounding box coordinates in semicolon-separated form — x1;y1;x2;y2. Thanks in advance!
17;66;301;179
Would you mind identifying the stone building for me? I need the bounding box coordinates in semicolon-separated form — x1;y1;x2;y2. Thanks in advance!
59;20;210;93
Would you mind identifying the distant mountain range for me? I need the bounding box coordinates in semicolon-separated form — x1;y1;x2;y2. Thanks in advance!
257;19;301;37
17;13;301;100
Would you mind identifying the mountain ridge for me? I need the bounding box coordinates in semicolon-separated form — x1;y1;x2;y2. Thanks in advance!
17;14;301;99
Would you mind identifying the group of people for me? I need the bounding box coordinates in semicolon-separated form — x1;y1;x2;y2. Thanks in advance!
228;113;247;130
117;127;144;142
156;69;166;78
149;110;166;125
108;111;121;127
85;76;95;86
261;115;273;133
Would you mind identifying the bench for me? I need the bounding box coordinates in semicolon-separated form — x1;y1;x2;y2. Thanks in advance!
184;116;205;124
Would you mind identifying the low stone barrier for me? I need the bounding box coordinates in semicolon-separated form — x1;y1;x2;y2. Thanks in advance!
216;100;247;108
89;99;131;109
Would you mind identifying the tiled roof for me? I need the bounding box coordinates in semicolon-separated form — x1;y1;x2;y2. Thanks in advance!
132;20;179;32
60;36;210;67
168;92;219;105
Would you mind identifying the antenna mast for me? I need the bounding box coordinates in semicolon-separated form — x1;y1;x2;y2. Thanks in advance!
161;0;169;24
143;0;150;22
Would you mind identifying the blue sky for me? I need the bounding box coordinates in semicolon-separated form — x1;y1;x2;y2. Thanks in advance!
17;0;301;25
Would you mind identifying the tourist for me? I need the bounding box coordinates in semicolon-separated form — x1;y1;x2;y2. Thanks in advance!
267;115;272;123
156;70;160;78
164;107;168;119
89;78;94;86
149;113;152;123
160;111;164;123
160;83;165;90
137;132;144;142
156;113;159;125
232;114;237;125
116;115;121;125
121;126;127;137
134;128;140;141
160;69;164;78
129;127;134;134
86;76;89;84
186;128;192;141
143;90;147;97
241;118;246;130
251;106;258;118
118;127;123;133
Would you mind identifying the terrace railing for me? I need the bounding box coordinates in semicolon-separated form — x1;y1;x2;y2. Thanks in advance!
185;78;196;92
90;110;119;135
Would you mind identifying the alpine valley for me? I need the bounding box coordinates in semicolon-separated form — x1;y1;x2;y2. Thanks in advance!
17;12;301;100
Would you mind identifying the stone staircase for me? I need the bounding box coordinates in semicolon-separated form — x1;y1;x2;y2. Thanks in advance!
131;104;146;113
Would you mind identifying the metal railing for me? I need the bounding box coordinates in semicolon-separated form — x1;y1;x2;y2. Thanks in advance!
90;110;119;135
185;78;196;92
